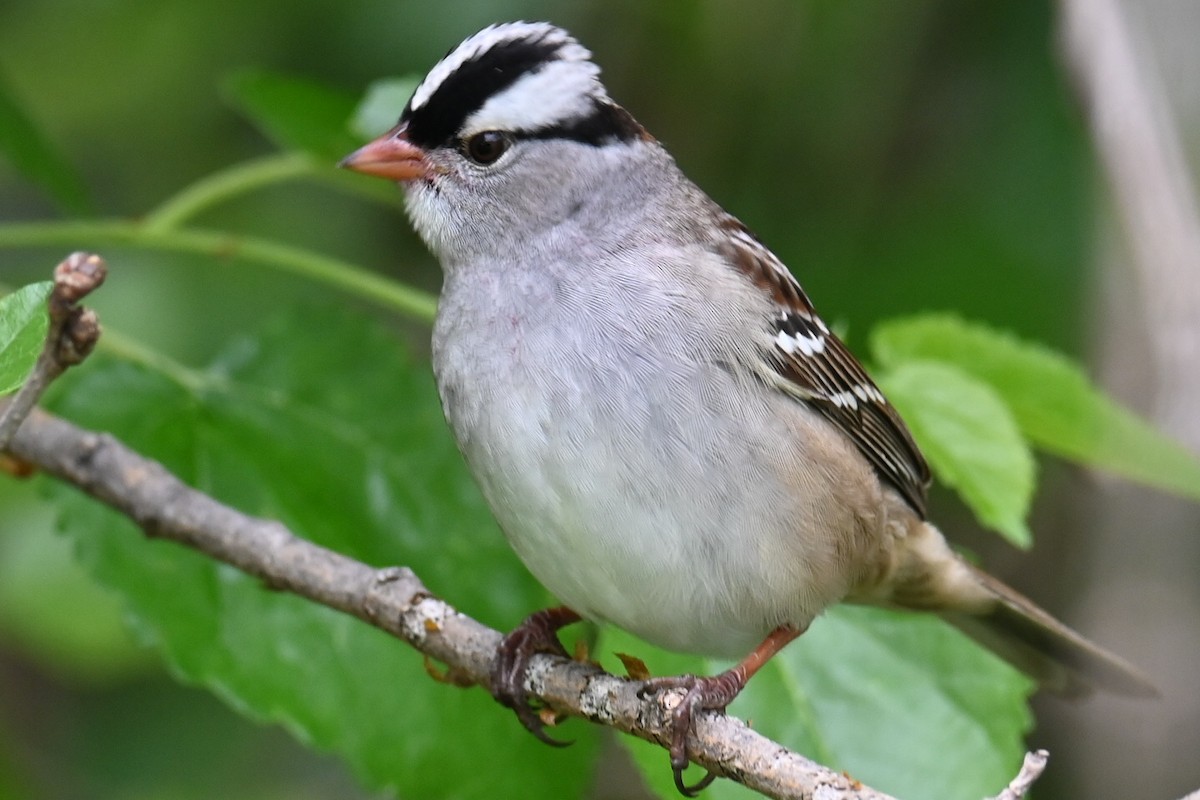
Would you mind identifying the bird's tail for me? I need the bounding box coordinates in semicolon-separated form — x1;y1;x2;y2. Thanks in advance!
938;563;1156;698
862;520;1157;698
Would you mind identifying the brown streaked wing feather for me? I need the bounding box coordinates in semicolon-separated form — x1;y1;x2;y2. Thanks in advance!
715;218;931;516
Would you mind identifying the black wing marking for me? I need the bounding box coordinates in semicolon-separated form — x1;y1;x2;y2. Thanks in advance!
715;218;931;516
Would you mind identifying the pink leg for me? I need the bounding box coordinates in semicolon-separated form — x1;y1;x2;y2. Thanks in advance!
641;625;806;795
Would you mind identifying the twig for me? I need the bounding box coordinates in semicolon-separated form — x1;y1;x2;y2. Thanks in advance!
0;252;106;450
1059;0;1200;450
986;750;1048;800
3;404;902;800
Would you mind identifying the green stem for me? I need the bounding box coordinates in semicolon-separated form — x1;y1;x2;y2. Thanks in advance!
0;280;207;393
0;220;438;323
97;327;210;392
142;153;320;232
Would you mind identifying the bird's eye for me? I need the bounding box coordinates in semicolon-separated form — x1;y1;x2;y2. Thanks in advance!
462;131;511;165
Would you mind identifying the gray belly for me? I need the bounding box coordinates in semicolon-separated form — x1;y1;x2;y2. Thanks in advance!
436;334;864;657
430;263;880;657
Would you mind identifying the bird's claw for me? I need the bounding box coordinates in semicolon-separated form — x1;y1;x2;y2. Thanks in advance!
490;606;581;748
639;672;745;796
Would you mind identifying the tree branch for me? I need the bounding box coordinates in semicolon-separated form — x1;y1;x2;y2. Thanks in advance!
3;402;900;800
0;254;1047;799
0;397;1046;800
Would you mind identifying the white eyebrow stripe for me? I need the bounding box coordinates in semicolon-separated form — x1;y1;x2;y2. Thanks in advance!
461;59;604;135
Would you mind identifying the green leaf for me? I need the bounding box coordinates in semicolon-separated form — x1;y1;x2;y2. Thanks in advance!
610;608;1032;800
872;314;1200;502
0;719;37;800
877;361;1035;547
47;307;598;798
0;481;147;682
0;74;92;215
350;77;420;139
223;71;360;162
0;281;52;395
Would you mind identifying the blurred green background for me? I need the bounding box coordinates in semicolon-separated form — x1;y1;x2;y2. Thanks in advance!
1;1;1197;798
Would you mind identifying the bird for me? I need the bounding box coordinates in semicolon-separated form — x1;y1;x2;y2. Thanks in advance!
340;21;1155;795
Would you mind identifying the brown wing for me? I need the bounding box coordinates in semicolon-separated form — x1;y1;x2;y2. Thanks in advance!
715;218;931;517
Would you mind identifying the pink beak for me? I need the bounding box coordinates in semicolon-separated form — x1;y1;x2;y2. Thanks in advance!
340;124;430;182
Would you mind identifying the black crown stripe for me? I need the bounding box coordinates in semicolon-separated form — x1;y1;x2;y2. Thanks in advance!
402;37;564;149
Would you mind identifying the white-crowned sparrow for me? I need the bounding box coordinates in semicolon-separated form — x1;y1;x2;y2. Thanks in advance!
341;21;1154;794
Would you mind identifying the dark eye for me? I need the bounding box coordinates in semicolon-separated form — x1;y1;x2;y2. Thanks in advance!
462;131;511;165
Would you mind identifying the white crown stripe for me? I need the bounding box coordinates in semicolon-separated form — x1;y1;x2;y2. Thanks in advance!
409;22;591;114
